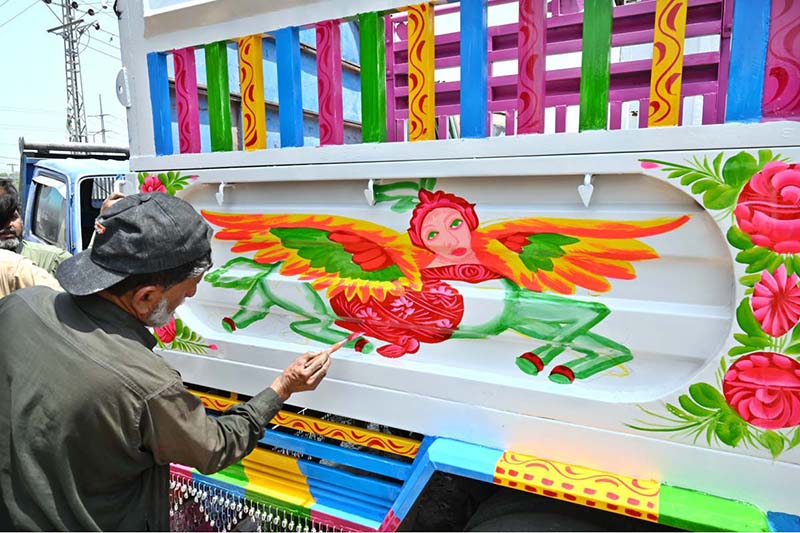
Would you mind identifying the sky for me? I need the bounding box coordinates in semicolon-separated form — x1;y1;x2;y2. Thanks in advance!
0;0;127;174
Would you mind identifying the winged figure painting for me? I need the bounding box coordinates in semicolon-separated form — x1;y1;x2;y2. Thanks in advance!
202;188;689;384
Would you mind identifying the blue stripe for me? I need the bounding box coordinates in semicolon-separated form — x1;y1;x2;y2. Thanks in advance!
298;459;401;502
146;52;173;155
427;438;501;483
725;0;771;123
259;431;411;480
276;27;305;147
768;511;800;532
460;0;489;138
389;436;437;520
307;483;388;523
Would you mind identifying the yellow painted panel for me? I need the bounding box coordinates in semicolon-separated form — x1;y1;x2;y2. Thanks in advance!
407;3;435;141
192;390;420;458
494;451;660;522
238;34;267;150
648;0;688;127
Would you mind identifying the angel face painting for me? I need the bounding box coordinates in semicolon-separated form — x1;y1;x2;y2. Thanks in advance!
203;186;689;384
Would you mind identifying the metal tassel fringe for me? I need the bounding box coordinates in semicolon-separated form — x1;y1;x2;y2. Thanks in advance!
169;471;348;532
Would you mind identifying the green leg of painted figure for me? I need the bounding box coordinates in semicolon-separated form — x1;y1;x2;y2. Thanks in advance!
453;280;632;384
208;259;373;353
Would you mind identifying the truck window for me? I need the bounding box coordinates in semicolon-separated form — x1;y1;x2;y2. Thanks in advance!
32;181;67;249
78;176;116;250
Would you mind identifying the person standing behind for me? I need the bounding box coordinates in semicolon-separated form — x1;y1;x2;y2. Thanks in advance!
0;193;332;530
0;179;71;275
0;249;61;298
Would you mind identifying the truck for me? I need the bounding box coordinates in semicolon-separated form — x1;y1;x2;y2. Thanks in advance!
115;0;800;531
18;138;128;256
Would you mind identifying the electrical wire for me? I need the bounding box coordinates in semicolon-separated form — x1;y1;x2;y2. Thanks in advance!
89;33;119;50
0;0;38;30
85;44;119;60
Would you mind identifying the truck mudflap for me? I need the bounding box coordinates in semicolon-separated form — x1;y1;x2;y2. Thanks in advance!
168;390;796;532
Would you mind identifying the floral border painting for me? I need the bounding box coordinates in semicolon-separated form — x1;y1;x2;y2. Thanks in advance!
631;152;800;458
138;171;216;354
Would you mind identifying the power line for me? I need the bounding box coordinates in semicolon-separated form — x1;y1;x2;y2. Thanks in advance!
0;0;38;30
85;44;119;60
89;34;119;50
0;0;14;9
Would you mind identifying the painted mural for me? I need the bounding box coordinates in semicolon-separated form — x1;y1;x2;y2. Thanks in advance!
201;181;688;385
631;151;800;458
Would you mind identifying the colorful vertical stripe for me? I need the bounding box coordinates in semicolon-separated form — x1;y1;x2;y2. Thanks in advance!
358;12;388;143
205;41;233;151
276;27;304;148
516;0;547;135
407;3;436;141
762;0;800;119
146;52;173;156
460;0;488;138
725;0;771;122
316;20;344;146
238;35;267;151
173;47;201;153
578;0;613;131
648;0;688;127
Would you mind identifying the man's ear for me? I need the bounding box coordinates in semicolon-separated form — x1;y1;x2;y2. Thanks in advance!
130;285;163;322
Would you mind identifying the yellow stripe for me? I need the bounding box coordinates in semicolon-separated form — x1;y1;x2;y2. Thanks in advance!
238;34;267;150
494;451;660;522
407;3;436;141
191;390;420;458
648;0;688;127
243;448;315;508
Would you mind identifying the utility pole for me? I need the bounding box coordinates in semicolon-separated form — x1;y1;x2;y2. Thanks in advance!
98;94;107;143
47;1;89;143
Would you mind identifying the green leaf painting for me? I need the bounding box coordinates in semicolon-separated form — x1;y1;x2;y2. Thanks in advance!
371;179;438;212
152;317;217;355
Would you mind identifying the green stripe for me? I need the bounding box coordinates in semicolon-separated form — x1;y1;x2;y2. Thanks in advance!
578;0;612;131
205;41;233;151
204;461;249;487
659;484;769;532
358;12;387;143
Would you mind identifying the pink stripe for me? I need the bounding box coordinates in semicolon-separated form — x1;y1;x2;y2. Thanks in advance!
170;463;194;478
516;0;546;134
762;0;800;119
173;47;201;153
310;509;377;532
316;20;344;145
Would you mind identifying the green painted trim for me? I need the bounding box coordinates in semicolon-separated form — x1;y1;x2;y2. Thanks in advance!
203;461;249;487
205;41;234;151
659;484;769;532
578;0;612;131
358;12;387;143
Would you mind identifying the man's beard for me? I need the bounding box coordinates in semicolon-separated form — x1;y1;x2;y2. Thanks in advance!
0;236;20;251
146;297;173;327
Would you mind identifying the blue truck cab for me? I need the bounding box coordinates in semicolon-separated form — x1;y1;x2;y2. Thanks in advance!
18;139;129;255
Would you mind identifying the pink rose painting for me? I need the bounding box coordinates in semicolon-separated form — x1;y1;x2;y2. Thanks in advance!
154;317;177;343
751;264;800;338
141;175;167;193
723;352;800;430
734;162;800;253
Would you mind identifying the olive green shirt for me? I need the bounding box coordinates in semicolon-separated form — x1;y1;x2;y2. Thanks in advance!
18;240;72;276
0;287;283;531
